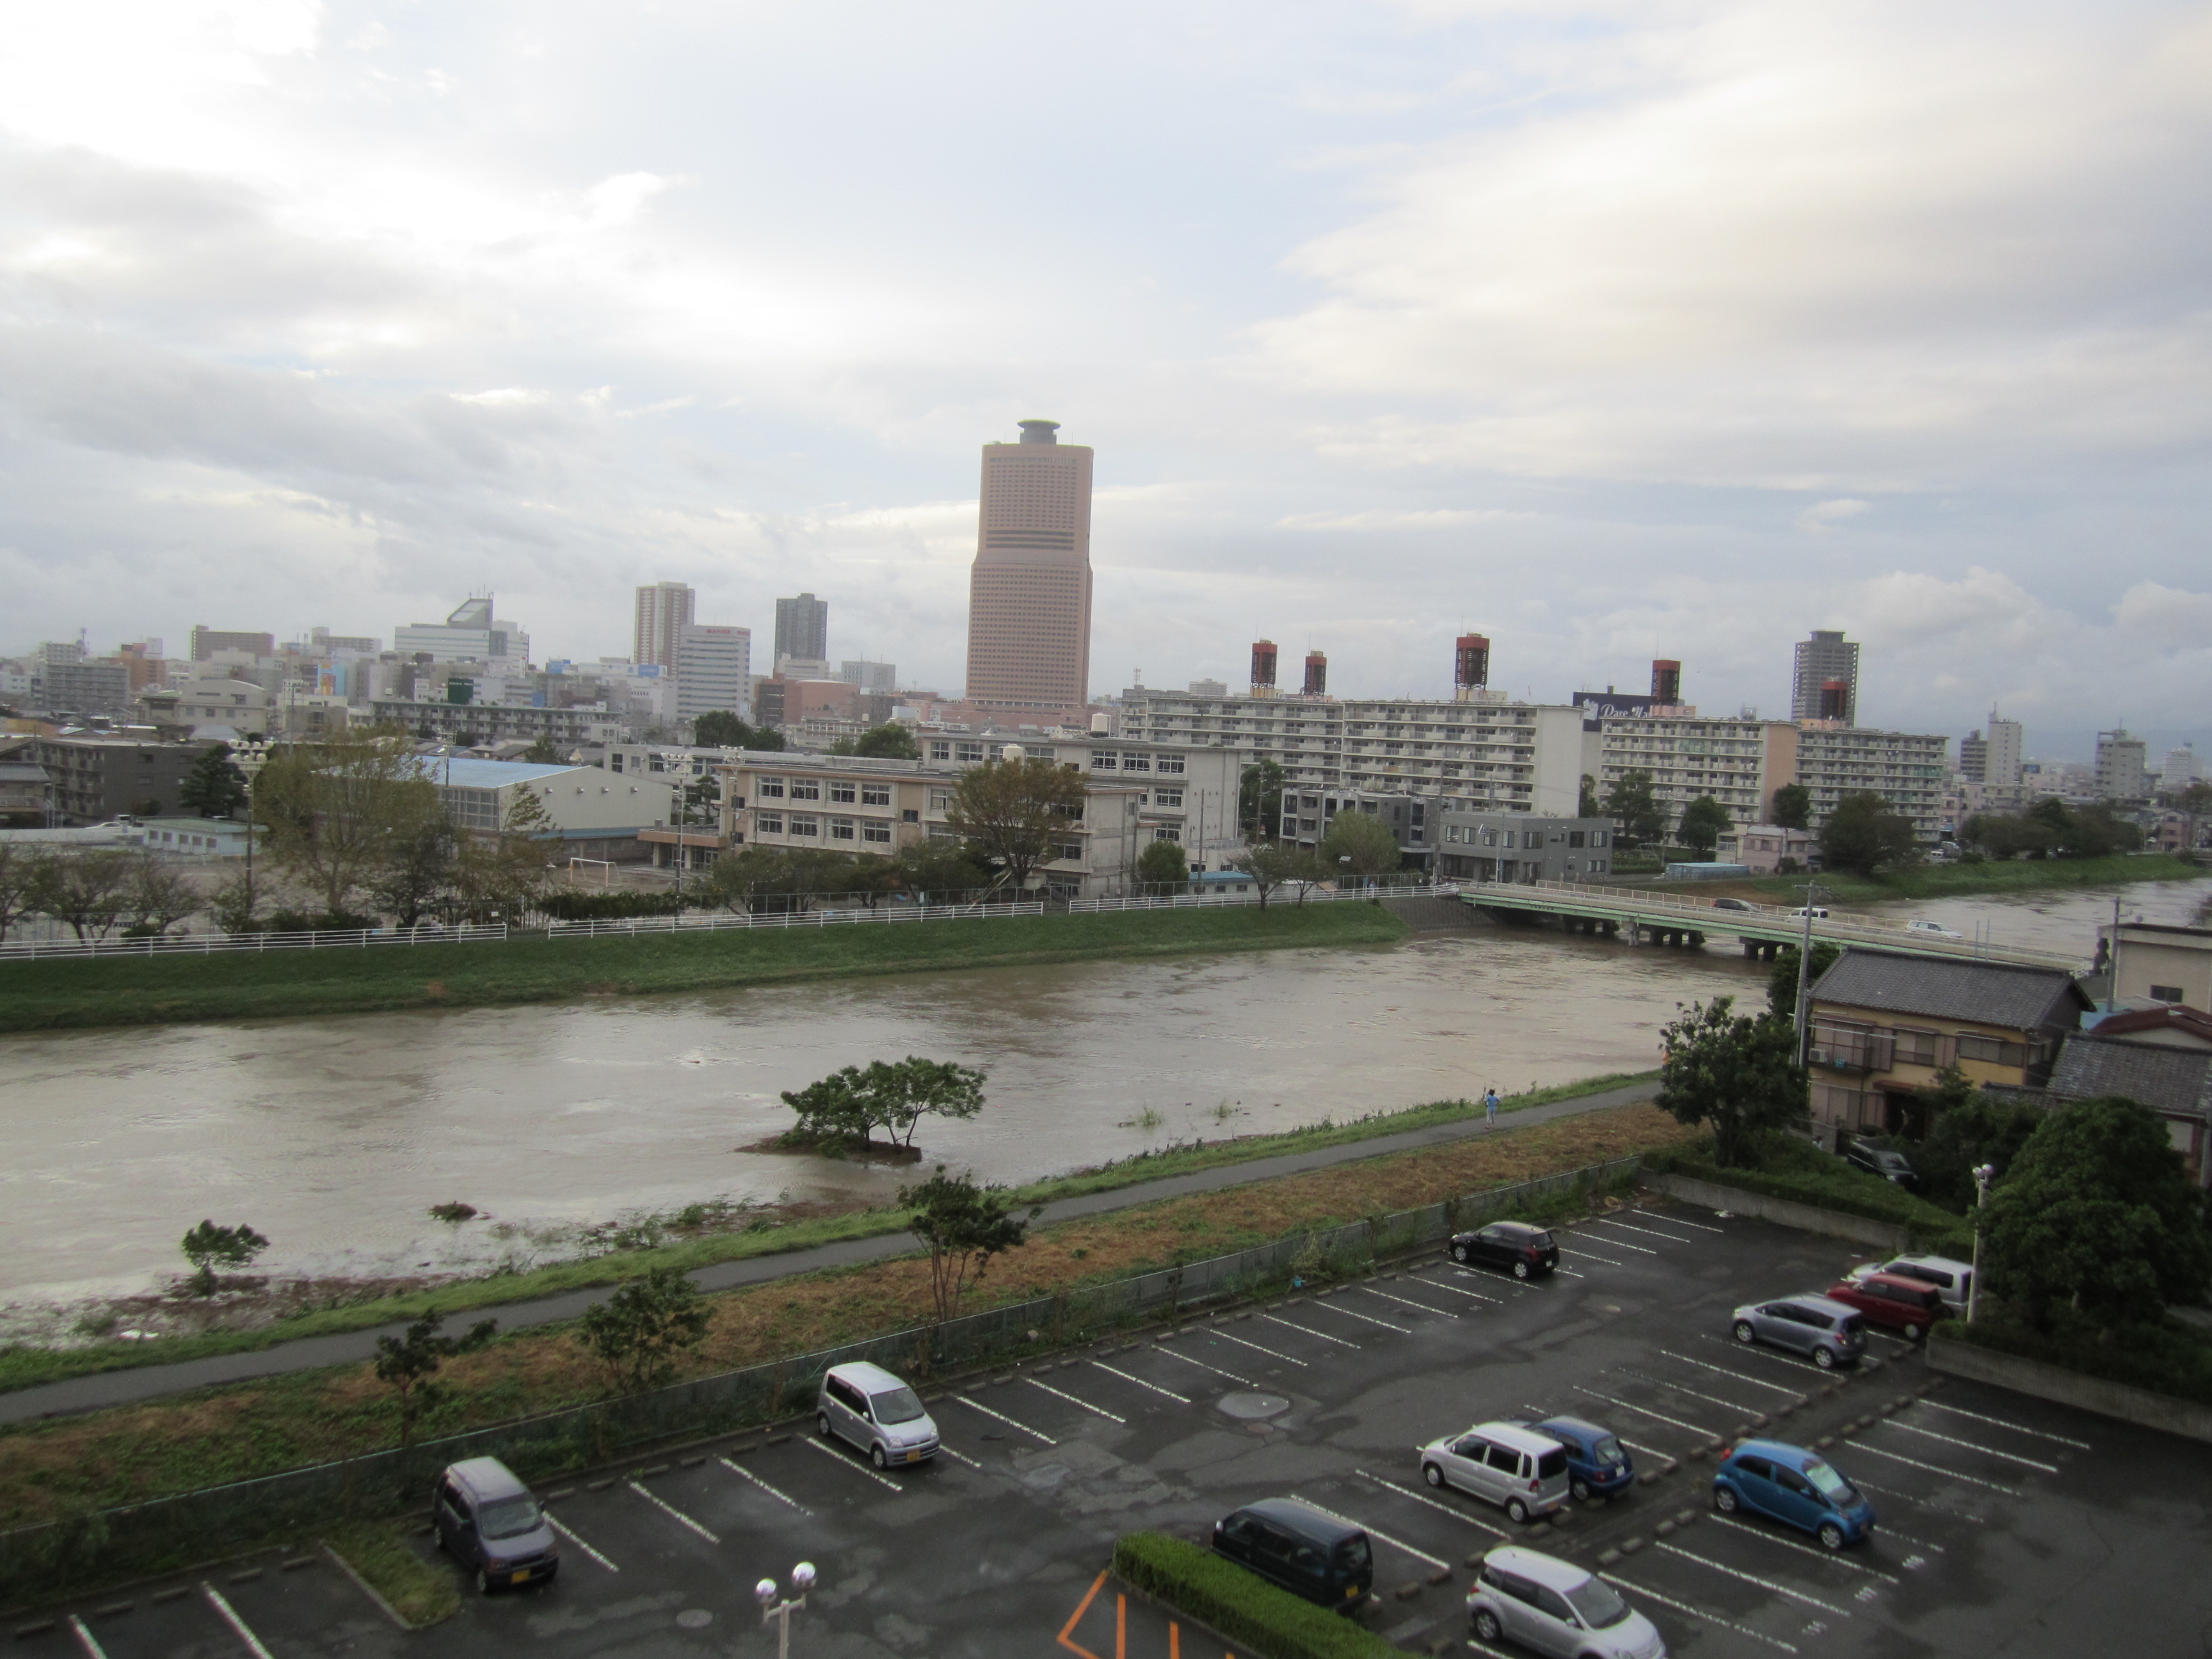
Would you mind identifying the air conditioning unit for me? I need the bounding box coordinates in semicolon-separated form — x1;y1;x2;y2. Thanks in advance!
1807;1048;1831;1065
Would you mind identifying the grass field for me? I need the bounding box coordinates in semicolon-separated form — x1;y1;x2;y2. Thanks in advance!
0;1068;1656;1395
0;901;1409;1034
0;1103;1694;1528
1732;851;2202;904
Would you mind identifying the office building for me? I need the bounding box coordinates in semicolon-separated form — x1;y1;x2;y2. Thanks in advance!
964;419;1094;709
1790;630;1860;725
774;593;829;669
840;660;897;695
394;597;531;666
2165;746;2201;791
634;582;696;671
676;624;752;721
2096;728;2149;800
189;627;275;662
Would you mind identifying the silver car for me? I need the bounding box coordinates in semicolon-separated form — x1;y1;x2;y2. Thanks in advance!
1731;1294;1866;1369
1469;1545;1666;1659
1418;1421;1571;1522
816;1361;940;1468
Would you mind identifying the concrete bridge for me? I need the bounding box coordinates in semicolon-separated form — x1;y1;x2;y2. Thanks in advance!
1458;880;2089;973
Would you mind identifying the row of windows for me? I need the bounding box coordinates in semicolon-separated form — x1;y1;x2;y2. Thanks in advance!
754;778;894;806
754;813;896;845
1091;752;1185;774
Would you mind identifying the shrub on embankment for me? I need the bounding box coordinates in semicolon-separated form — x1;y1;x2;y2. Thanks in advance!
1112;1532;1400;1659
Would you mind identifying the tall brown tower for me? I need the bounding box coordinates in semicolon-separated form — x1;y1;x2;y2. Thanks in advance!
964;419;1094;709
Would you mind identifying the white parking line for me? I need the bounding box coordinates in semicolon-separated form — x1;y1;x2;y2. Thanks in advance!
1562;1245;1631;1267
938;1443;983;1468
67;1615;108;1659
1307;1297;1412;1334
1600;1573;1799;1653
1879;1420;2058;1473
1624;1366;1768;1416
1847;1477;1986;1525
1201;1326;1311;1366
1469;1638;1517;1659
1027;1375;1127;1423
1711;1514;1900;1581
1871;1522;1944;1553
1580;1226;1662;1253
1262;1311;1363;1349
1359;1283;1459;1318
1584;1391;1717;1440
1697;1333;1822;1374
1655;1543;1853;1616
1355;1468;1508;1537
1607;1219;1699;1244
1414;1273;1504;1304
1656;1349;1805;1397
1645;1212;1726;1233
1841;1440;2019;1496
546;1511;624;1567
1915;1399;2091;1450
629;1480;720;1542
1093;1360;1191;1404
199;1584;276;1659
799;1435;906;1491
718;1455;813;1515
952;1392;1058;1445
1619;1438;1674;1463
1286;1494;1450;1572
1154;1343;1256;1387
1555;1266;1589;1278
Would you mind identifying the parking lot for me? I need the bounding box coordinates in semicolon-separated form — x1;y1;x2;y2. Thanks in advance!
17;1198;2212;1658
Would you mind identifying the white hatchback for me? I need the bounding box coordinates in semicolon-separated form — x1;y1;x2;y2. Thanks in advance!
1419;1421;1571;1522
816;1361;940;1468
1469;1545;1667;1659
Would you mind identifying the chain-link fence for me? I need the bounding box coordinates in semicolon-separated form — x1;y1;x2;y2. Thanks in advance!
0;1155;1641;1608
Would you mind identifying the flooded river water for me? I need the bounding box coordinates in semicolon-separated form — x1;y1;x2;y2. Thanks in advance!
3;878;2204;1315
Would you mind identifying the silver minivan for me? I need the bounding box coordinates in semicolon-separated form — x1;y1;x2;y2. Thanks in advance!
1469;1546;1667;1659
1419;1421;1571;1523
1847;1254;1974;1314
816;1361;940;1469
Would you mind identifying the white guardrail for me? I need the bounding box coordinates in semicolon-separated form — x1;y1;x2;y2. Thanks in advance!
0;922;509;962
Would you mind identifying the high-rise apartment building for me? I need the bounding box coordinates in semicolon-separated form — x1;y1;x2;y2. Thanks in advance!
840;660;897;694
964;419;1093;709
634;582;696;670
774;593;829;669
1983;714;2023;792
2164;745;2200;790
2095;728;2148;799
1790;630;1860;725
1795;726;1948;840
1959;730;1987;783
675;624;751;722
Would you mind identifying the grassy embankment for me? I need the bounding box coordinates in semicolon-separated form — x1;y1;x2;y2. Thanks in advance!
0;901;1410;1034
1645;1134;1975;1256
0;1069;1658;1395
0;1103;1695;1532
1727;851;2202;906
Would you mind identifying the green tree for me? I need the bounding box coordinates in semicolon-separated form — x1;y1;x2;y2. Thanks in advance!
945;755;1087;893
901;1166;1041;1324
578;1267;712;1392
369;817;459;927
1769;783;1811;830
447;785;556;920
1655;997;1807;1168
374;1309;498;1446
890;839;988;899
1819;791;1920;876
0;844;47;943
1578;774;1599;818
693;710;783;751
1318;808;1400;878
1982;1097;2212;1332
830;723;921;760
1230;842;1304;909
122;854;198;938
1135;837;1190;888
1911;1078;2044;1212
520;736;565;765
1602;771;1665;847
179;743;250;819
180;1220;269;1297
30;849;137;941
254;732;442;913
779;1057;988;1152
1239;759;1287;841
1767;941;1841;1020
1677;796;1733;855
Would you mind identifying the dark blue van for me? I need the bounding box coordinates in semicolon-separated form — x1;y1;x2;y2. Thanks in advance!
1507;1415;1635;1502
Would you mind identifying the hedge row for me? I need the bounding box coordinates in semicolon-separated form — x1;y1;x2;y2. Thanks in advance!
1110;1532;1404;1659
1949;1310;2212;1409
1644;1141;1974;1255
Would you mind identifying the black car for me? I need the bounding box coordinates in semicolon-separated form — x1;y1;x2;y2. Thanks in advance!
1212;1498;1373;1612
1449;1221;1559;1279
1843;1140;1918;1188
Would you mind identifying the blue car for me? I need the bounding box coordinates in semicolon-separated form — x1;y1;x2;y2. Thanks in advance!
1507;1415;1635;1502
1712;1439;1875;1551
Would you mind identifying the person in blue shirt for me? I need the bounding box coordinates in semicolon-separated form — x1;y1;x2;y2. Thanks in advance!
1484;1087;1500;1130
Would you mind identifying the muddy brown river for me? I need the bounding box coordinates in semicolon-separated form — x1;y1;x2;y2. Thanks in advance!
3;879;2202;1320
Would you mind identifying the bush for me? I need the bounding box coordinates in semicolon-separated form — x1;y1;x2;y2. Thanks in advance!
1110;1532;1398;1659
1948;1308;2212;1409
1646;1137;1973;1256
537;890;687;921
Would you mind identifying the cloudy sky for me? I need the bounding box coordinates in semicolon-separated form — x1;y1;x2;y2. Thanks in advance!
3;1;2208;760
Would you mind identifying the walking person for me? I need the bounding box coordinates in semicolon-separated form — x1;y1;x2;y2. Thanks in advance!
1484;1087;1500;1132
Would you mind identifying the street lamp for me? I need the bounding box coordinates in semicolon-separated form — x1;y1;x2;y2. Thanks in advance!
1967;1162;1996;1324
1789;878;1832;1073
756;1562;815;1658
230;738;275;930
661;749;692;908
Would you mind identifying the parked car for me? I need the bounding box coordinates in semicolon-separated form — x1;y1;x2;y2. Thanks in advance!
1788;905;1831;919
1822;1273;1946;1341
1449;1220;1560;1279
816;1361;940;1468
431;1457;559;1594
1729;1294;1866;1369
1845;1253;1975;1314
1843;1139;1918;1187
1502;1414;1635;1502
1468;1545;1667;1658
1711;1439;1875;1551
1211;1498;1374;1611
1905;918;1963;938
1419;1421;1572;1523
1710;896;1754;912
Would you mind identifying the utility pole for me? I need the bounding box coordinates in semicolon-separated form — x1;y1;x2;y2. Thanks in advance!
1790;879;1829;1071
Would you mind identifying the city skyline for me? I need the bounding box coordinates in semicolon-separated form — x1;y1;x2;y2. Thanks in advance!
1;6;2205;758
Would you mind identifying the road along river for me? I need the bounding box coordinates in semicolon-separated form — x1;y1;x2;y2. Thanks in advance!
1;878;2201;1321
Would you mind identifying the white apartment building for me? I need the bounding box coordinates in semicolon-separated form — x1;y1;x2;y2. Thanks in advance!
1586;716;1796;835
675;625;752;722
140;677;272;730
2096;729;2149;800
1795;725;1949;840
394;597;531;666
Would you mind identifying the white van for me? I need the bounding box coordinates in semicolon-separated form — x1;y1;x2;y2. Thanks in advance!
1847;1254;1975;1314
1788;906;1831;920
816;1361;940;1468
1418;1422;1571;1523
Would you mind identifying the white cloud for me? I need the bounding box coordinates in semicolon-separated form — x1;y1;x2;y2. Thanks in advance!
1797;499;1870;535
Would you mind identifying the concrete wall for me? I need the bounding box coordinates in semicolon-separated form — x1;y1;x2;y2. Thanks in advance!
1642;1171;1910;1252
1928;1333;2212;1445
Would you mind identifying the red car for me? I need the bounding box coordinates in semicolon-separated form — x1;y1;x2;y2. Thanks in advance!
1822;1273;1946;1341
